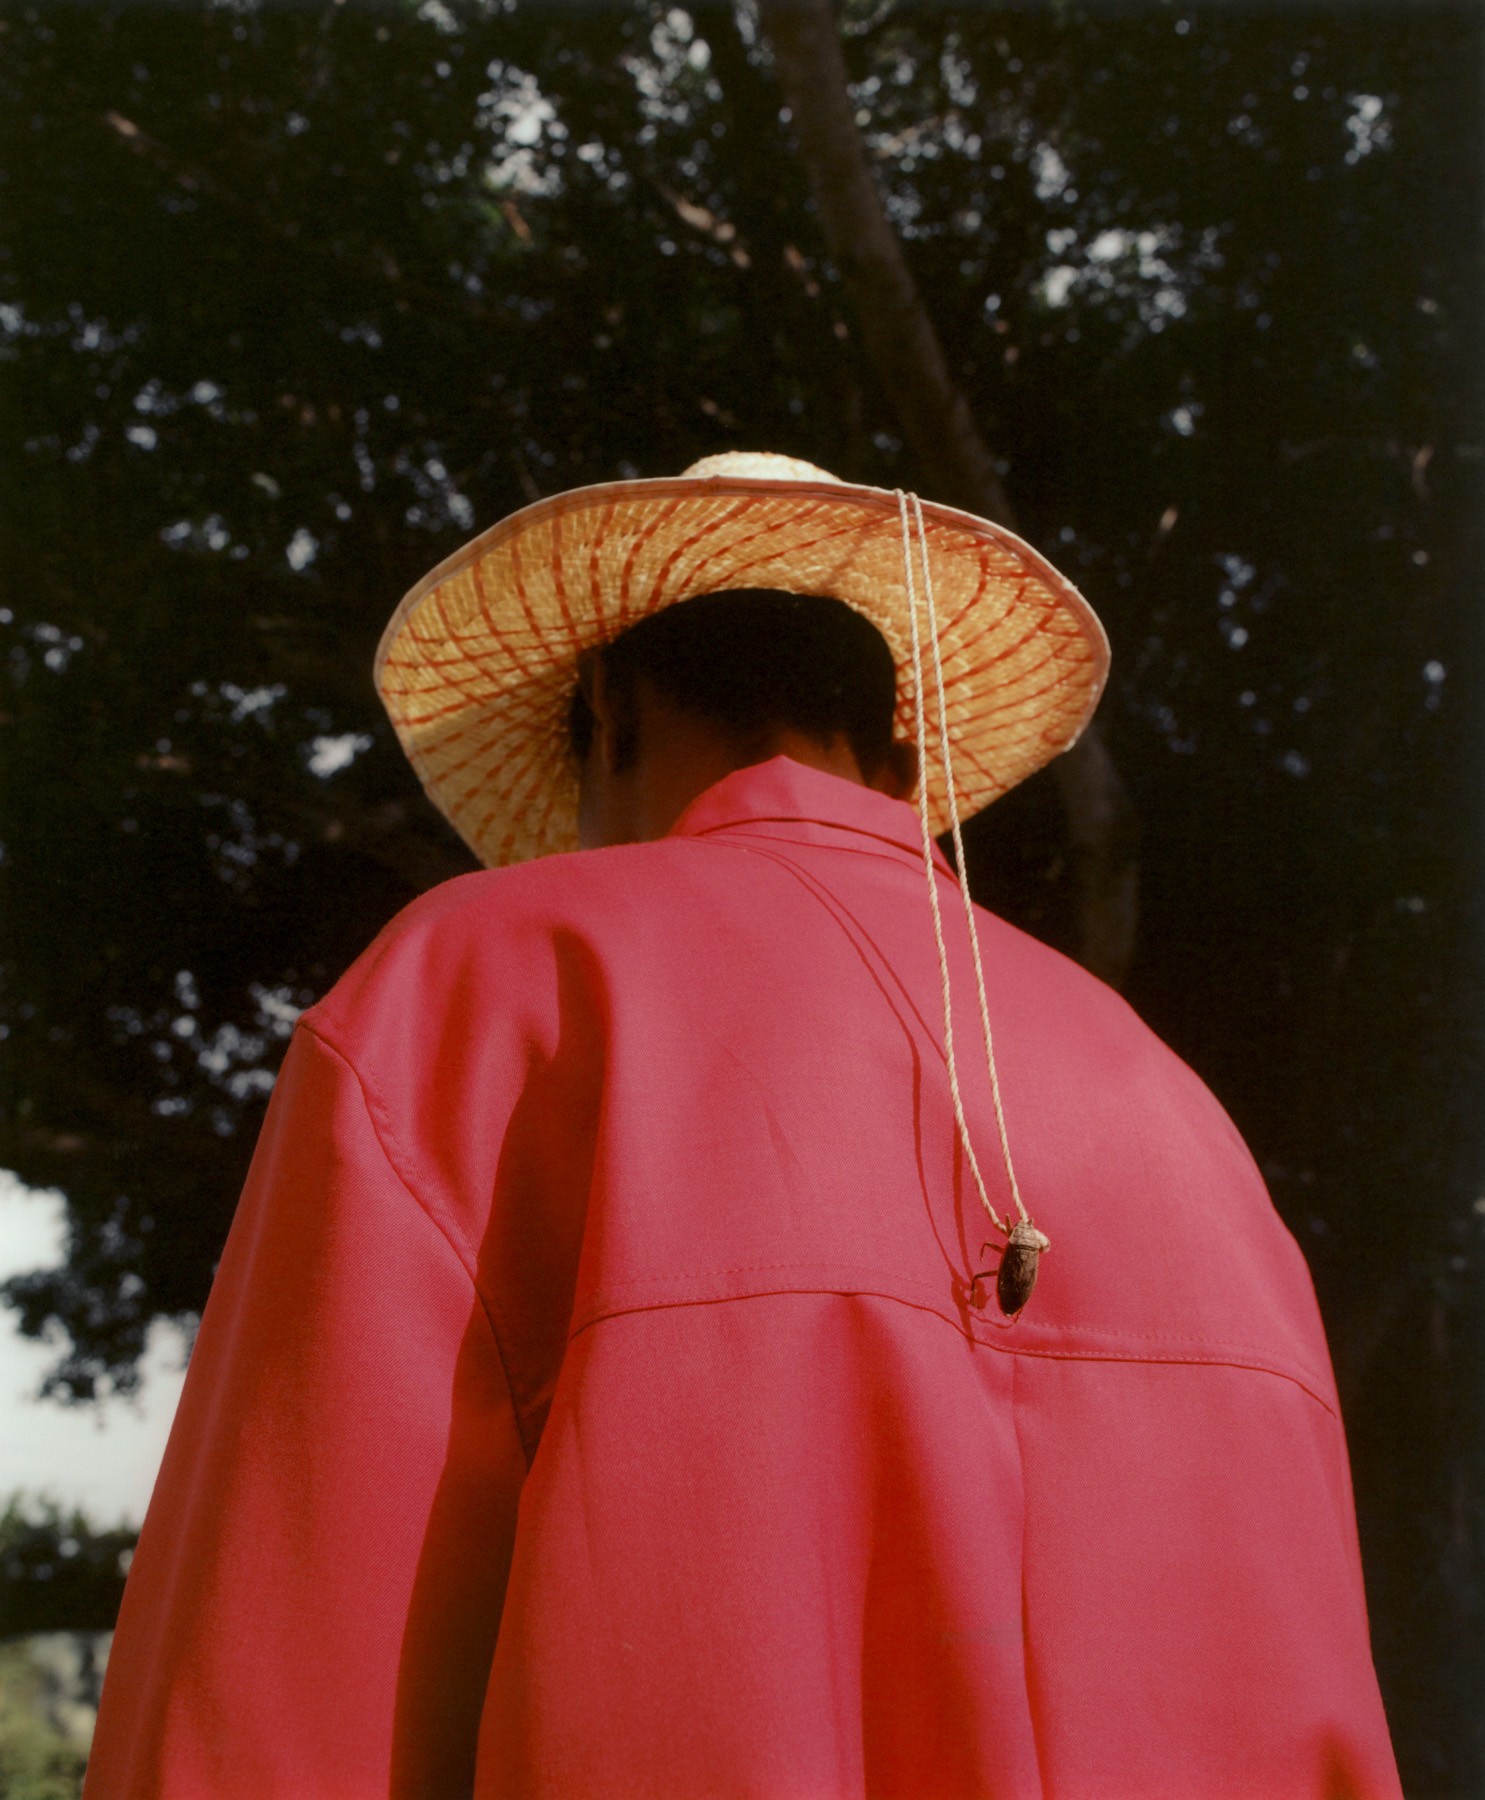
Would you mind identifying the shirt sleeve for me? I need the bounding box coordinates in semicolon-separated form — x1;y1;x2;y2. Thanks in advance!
85;1021;528;1800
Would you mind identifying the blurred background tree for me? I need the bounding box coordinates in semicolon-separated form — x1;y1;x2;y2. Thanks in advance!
0;1499;133;1639
0;1;1480;1789
0;1499;127;1800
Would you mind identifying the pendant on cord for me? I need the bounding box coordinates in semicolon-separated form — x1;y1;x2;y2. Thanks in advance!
972;1220;1051;1318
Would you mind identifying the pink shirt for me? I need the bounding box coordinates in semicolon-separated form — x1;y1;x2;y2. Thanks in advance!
88;755;1401;1799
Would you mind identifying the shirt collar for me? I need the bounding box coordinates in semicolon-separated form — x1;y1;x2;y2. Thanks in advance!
666;754;954;874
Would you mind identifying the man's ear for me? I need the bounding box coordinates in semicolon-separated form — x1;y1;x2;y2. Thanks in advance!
583;655;625;774
868;739;919;801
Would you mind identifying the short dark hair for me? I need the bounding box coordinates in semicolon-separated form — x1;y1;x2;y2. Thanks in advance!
568;588;897;777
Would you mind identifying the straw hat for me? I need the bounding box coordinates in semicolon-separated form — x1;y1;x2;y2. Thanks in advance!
376;452;1109;867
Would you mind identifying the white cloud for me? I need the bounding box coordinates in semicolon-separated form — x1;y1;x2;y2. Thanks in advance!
477;62;567;196
307;732;373;778
1032;142;1072;201
0;1169;67;1270
1040;266;1078;309
1344;94;1391;165
0;1172;187;1525
1035;223;1213;326
285;528;319;572
219;681;286;722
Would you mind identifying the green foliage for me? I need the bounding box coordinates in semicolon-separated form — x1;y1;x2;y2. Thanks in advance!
0;1499;134;1639
0;1627;108;1800
0;1644;88;1800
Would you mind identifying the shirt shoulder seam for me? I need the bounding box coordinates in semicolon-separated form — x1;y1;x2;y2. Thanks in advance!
295;1017;526;1436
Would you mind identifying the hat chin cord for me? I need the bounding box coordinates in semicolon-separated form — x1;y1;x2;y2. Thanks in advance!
895;490;1046;1290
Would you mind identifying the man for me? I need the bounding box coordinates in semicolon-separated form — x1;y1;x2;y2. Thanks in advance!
88;454;1400;1798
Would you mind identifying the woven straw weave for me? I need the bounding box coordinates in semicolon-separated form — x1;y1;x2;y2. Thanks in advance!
375;455;1110;868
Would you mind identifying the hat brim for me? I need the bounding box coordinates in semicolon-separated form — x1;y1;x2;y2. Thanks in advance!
376;474;1110;868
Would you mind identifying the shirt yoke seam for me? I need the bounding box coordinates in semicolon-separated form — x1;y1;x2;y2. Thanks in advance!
568;1284;1341;1420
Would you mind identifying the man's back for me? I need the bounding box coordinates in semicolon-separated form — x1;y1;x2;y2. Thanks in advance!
88;756;1400;1799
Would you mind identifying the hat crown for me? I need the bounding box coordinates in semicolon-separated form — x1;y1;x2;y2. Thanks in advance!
680;451;843;486
377;453;1109;867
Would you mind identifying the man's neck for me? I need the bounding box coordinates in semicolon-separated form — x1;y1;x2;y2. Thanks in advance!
604;711;868;847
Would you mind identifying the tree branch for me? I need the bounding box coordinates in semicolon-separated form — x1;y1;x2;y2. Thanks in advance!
754;2;1012;522
756;0;1140;985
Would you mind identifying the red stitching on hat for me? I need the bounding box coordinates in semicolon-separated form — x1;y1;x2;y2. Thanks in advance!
476;559;548;684
587;497;619;631
617;497;687;630
549;507;582;645
650;495;758;600
709;513;873;587
666;497;832;595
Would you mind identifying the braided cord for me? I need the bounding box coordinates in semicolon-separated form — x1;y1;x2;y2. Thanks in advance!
906;493;1031;1230
896;490;1011;1239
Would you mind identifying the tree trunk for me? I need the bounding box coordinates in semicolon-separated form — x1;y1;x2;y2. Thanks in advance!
757;0;1140;987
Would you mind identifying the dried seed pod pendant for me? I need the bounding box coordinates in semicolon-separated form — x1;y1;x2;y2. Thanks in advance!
971;1221;1053;1319
897;491;1051;1321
